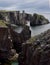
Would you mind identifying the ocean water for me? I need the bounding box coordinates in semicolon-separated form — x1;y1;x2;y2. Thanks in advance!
31;23;50;36
30;13;50;36
15;13;50;37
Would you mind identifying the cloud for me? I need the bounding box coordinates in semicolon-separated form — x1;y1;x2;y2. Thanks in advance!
18;0;49;13
0;0;49;13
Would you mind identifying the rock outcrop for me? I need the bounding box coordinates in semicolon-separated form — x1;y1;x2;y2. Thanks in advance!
0;27;13;65
0;11;27;26
10;25;31;53
30;13;49;26
0;13;4;20
25;13;32;21
0;23;31;64
18;29;50;65
0;11;49;26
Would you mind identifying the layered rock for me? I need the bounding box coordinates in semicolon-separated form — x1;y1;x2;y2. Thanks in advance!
18;29;50;65
0;11;27;25
0;27;13;65
30;13;49;26
0;11;49;26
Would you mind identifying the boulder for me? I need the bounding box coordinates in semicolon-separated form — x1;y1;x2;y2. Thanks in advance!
18;29;50;65
30;13;49;26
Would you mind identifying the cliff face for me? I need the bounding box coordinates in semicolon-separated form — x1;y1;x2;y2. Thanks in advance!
10;26;31;53
0;11;31;64
0;24;31;65
0;11;49;26
0;11;28;25
18;29;50;65
30;13;49;26
0;27;13;60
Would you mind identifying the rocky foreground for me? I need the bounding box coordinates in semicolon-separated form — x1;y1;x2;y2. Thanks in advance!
18;29;50;65
0;22;31;65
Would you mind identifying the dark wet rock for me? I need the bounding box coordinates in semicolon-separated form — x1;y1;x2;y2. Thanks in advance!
0;26;20;65
25;13;32;21
8;11;21;25
10;25;31;53
21;26;31;42
18;29;50;65
0;13;4;20
30;13;49;26
0;27;13;65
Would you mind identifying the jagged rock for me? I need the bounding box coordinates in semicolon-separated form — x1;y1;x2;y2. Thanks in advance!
10;25;31;53
21;26;31;42
0;27;13;65
0;11;49;26
0;11;27;26
18;29;50;65
10;53;19;61
9;49;19;61
0;13;4;20
25;13;32;21
30;13;49;26
0;26;20;65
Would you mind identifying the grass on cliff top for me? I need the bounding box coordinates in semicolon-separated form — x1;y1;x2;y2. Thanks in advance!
0;10;18;12
27;36;37;44
0;20;7;27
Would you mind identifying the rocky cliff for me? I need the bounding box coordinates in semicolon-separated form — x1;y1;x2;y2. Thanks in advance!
0;23;31;64
18;29;50;65
0;27;13;65
30;13;49;26
0;11;50;65
10;25;31;53
0;11;29;25
0;11;49;26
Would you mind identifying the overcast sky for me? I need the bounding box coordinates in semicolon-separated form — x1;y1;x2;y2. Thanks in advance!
0;0;50;13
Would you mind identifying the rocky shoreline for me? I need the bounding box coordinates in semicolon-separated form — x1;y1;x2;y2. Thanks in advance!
18;29;50;65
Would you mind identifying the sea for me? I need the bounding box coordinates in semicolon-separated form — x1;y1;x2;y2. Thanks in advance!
30;13;50;37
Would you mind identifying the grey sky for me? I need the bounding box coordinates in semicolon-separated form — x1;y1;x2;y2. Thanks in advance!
0;0;50;13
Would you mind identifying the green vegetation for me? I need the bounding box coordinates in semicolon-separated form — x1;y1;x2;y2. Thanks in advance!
0;20;7;27
0;10;17;12
0;10;7;12
27;36;36;43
